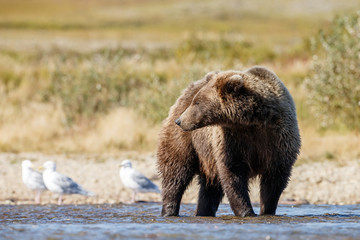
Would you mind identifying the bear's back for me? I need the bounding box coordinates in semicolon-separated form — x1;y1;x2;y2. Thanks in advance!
245;66;298;123
245;66;291;99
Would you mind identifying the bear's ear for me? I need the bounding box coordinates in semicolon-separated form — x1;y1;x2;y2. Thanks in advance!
223;74;244;93
204;71;220;82
217;74;244;99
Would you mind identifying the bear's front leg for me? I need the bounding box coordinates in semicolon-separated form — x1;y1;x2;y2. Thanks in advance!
216;160;255;217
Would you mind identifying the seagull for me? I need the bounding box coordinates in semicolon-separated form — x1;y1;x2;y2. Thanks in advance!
119;159;161;203
42;161;95;205
22;160;47;204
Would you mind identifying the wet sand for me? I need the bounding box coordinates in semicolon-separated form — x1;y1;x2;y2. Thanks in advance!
1;153;360;205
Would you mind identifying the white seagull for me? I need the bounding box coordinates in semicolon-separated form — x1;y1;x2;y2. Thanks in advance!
42;161;95;205
22;160;47;204
119;160;161;203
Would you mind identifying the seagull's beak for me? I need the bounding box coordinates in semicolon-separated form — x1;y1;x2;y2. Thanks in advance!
38;166;44;171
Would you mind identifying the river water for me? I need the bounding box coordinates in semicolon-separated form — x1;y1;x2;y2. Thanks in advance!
1;203;360;239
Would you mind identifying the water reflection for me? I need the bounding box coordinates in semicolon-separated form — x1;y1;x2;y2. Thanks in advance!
1;203;360;239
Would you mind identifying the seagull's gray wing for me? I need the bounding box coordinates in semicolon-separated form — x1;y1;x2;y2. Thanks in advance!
132;171;160;192
52;172;91;195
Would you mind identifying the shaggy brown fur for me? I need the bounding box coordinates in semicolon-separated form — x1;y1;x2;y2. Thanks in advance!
157;66;301;217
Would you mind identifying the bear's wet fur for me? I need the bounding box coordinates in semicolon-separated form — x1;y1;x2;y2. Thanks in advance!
157;66;301;217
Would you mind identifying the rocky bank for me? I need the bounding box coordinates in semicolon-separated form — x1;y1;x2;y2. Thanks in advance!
1;153;359;205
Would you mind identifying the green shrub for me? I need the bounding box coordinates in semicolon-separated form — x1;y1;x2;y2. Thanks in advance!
306;12;360;130
43;51;151;124
129;69;203;124
0;69;22;93
175;35;276;66
0;35;279;126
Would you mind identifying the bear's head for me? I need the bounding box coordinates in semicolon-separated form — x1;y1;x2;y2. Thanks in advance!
175;71;252;131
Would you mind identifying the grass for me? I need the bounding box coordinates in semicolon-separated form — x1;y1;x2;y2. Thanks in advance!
0;0;357;48
0;0;360;162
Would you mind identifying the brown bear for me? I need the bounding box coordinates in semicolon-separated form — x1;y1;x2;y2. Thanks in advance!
157;66;301;217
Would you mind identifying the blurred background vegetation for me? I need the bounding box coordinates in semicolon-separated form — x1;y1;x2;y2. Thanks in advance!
0;0;359;163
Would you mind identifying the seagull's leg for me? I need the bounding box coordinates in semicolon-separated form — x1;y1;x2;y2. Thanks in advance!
35;190;41;204
38;191;42;204
132;191;137;203
58;195;63;205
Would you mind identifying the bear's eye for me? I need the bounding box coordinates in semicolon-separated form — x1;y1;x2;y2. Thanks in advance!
193;100;200;105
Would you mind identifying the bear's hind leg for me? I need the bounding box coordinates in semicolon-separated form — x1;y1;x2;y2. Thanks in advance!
160;156;197;217
259;169;291;215
196;176;223;217
161;173;195;216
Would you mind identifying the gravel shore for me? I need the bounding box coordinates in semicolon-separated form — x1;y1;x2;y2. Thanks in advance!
1;153;359;205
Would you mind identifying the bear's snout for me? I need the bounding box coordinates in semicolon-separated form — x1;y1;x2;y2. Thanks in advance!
175;118;181;126
175;116;195;131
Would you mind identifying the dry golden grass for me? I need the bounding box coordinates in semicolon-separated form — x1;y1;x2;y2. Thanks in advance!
0;105;159;153
0;103;65;152
66;107;159;153
299;123;360;164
